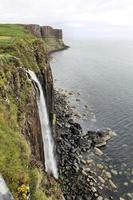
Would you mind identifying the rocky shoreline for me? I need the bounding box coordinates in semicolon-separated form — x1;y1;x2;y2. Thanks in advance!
54;89;118;200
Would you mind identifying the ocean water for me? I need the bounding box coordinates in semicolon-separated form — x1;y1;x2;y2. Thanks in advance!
51;40;133;199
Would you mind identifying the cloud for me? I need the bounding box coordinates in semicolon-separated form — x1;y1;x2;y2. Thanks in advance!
0;0;133;38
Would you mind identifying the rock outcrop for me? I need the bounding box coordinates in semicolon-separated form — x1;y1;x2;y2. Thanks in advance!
25;24;42;38
41;26;62;39
26;24;63;40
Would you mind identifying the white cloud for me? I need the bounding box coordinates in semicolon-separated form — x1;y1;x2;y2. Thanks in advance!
0;0;133;38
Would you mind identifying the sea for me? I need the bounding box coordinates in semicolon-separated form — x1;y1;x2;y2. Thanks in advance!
51;39;133;199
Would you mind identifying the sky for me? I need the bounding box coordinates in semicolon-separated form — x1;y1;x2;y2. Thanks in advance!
0;0;133;39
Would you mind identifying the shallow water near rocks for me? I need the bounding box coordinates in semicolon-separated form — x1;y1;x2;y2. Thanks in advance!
51;39;133;199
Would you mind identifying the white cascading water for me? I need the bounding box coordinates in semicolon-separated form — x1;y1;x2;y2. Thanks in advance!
28;70;58;179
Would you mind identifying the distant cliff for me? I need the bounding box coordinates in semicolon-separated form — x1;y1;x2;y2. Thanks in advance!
0;24;65;200
25;24;68;52
25;24;62;39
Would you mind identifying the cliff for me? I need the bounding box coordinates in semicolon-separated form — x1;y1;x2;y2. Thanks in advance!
25;24;68;52
0;24;64;199
26;24;62;39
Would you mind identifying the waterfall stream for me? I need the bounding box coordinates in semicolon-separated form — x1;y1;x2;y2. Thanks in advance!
28;70;58;179
0;175;14;200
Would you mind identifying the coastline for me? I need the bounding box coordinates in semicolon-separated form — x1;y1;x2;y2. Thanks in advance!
53;88;118;200
48;44;69;55
51;40;133;200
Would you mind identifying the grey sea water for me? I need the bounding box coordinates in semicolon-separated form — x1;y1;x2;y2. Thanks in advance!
51;40;133;199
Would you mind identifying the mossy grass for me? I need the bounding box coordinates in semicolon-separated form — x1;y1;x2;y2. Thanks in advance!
0;24;33;38
0;104;30;198
0;24;62;200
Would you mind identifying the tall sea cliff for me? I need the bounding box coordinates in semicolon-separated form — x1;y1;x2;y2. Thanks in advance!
0;24;66;200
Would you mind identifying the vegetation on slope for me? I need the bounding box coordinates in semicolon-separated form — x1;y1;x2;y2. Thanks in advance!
43;38;66;52
0;24;62;200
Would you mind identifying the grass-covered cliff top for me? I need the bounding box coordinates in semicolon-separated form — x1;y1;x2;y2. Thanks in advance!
0;24;35;50
0;24;66;52
0;24;42;72
0;24;33;37
0;24;63;200
0;24;66;70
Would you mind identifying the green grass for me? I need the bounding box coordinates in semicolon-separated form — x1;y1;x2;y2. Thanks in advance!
29;168;53;200
0;113;30;198
0;24;32;38
0;54;31;198
0;117;54;200
0;24;35;49
0;24;63;200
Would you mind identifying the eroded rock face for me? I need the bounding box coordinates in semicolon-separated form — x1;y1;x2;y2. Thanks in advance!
26;24;63;40
54;29;62;39
22;92;44;164
33;40;54;115
25;24;42;38
41;26;62;39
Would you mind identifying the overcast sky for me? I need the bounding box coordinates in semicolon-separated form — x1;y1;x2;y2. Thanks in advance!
0;0;133;39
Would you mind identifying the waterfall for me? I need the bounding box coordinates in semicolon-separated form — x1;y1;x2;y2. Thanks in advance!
0;175;14;199
28;70;58;179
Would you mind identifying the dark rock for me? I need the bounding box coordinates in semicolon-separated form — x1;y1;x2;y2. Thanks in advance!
70;125;81;135
68;120;82;130
54;90;107;199
87;129;115;147
65;113;70;118
79;138;92;149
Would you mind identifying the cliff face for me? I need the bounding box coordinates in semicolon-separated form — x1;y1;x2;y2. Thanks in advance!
26;24;62;40
0;24;63;200
41;26;62;39
26;24;67;52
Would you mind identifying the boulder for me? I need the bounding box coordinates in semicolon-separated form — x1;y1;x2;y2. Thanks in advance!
94;147;103;156
70;125;81;135
109;180;117;190
87;128;117;147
